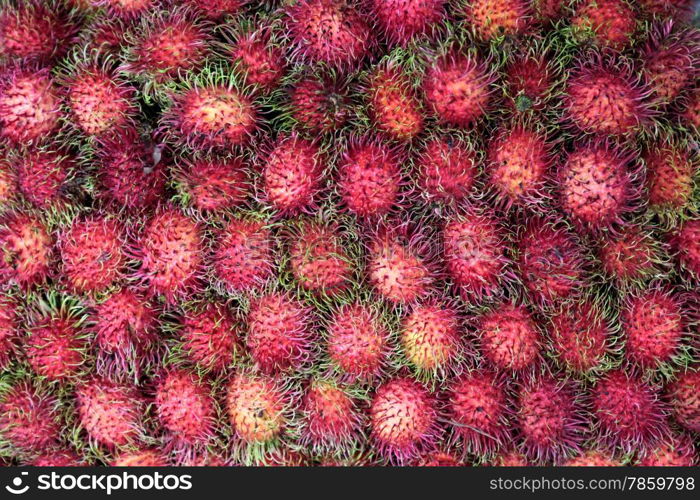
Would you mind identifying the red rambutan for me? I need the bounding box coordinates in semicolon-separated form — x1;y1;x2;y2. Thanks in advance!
562;449;622;466
288;74;350;134
416;450;463;467
95;0;158;19
477;303;542;371
366;64;424;141
571;0;637;50
182;0;248;20
637;432;696;466
415;135;478;204
504;52;553;113
0;294;18;370
0;382;60;454
597;225;666;283
672;218;700;279
0;158;16;207
637;0;695;21
644;142;697;213
14;148;72;209
29;450;83;467
368;0;447;46
111;449;169;466
666;368;700;432
0;213;53;288
463;0;533;41
175;156;249;211
228;28;286;93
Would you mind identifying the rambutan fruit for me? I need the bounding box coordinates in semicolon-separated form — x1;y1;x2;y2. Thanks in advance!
0;382;61;454
227;26;286;93
177;302;241;374
132;207;204;303
161;76;258;151
286;0;374;69
368;0;447;46
515;376;585;463
416;451;463;467
0;294;18;370
29;449;84;467
549;299;612;374
0;158;16;208
226;372;290;452
532;0;568;24
246;292;315;374
325;303;391;383
399;302;462;378
0;212;53;288
288;74;350;134
422;51;495;128
0;66;62;146
60;63;136;137
174;156;249;212
59;216;126;294
504;51;553;113
95;0;158;19
256;448;310;467
490;449;531;466
637;432;696;466
666;368;700;432
96;129;167;211
75;376;145;449
679;87;700;129
414;134;478;204
155;370;217;452
211;217;275;294
182;0;249;20
0;0;77;62
111;449;169;466
516;217;588;308
367;228;433;305
673;218;700;279
637;0;695;21
25;296;88;382
561;448;622;466
590;370;668;453
369;377;439;465
642;23;699;107
261;135;325;214
485;125;552;210
571;0;637;50
84;17;128;55
476;303;542;372
14;147;73;209
597;225;666;283
337;138;402;218
558;140;638;233
445;370;511;456
644;141;697;214
365;63;424;141
90;288;158;379
122;10;210;89
621;287;685;371
299;378;363;453
462;0;533;41
442;207;510;302
288;220;353;295
563;56;652;137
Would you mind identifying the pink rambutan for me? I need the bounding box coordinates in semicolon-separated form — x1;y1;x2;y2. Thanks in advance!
558;140;638;233
111;449;169;466
29;450;84;467
90;288;158;379
477;303;542;371
446;370;511;456
262;135;325;214
0;294;18;370
563;57;652;137
549;299;612;374
0;158;16;207
288;220;352;295
175;156;249;211
368;0;447;46
366;64;424;141
59;216;126;294
181;0;248;20
246;292;315;374
14;148;72;209
325;303;390;383
299;379;362;453
95;0;159;19
637;432;696;466
415;135;478;204
597;225;665;283
516;217;588;308
673;218;700;278
571;0;637;50
337;139;402;218
644;142;697;213
369;377;439;465
515;376;585;463
416;451;463;467
463;0;533;41
155;370;217;450
399;302;461;377
76;376;145;449
621;287;685;371
211;217;275;294
0;213;53;288
442;208;510;302
228;28;286;93
85;18;128;54
680;86;700;127
0;66;62;145
422;51;495;128
0;382;60;454
288;74;350;134
133;208;204;303
562;449;622;466
533;0;568;23
504;52;553;113
486;125;551;209
286;0;374;69
491;449;531;466
590;370;667;453
178;302;241;374
666;368;700;432
637;0;695;21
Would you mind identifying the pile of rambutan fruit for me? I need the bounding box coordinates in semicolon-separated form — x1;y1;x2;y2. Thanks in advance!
0;0;698;467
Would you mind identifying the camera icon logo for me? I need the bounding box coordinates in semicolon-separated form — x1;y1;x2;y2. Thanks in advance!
5;471;29;495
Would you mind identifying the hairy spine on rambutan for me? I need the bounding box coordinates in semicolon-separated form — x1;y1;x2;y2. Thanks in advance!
561;449;622;466
224;23;286;93
95;0;159;19
0;157;16;208
643;141;697;214
369;377;440;465
13;147;73;209
597;225;667;284
0;381;61;455
422;50;495;128
0;212;53;288
368;0;447;46
288;73;350;134
504;51;554;113
637;0;695;21
672;218;700;279
246;292;315;374
286;0;374;69
59;215;126;294
415;134;478;204
666;368;700;433
637;432;697;466
211;217;275;294
174;156;249;212
680;86;700;130
0;294;18;370
571;0;637;50
182;0;249;20
111;449;169;466
463;0;533;41
29;450;84;467
415;450;463;467
325;303;391;383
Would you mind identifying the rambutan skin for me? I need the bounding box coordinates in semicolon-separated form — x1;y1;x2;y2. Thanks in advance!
463;0;533;41
368;0;447;46
369;378;439;465
561;449;622;466
0;295;18;370
637;433;697;466
571;0;637;50
415;136;477;203
366;65;424;141
597;226;664;283
667;369;700;433
179;303;240;373
111;449;169;467
25;312;87;382
176;156;249;211
14;148;72;209
181;0;248;20
477;303;542;371
0;382;61;454
229;30;286;93
673;218;700;279
505;53;552;112
644;143;697;212
289;75;350;134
